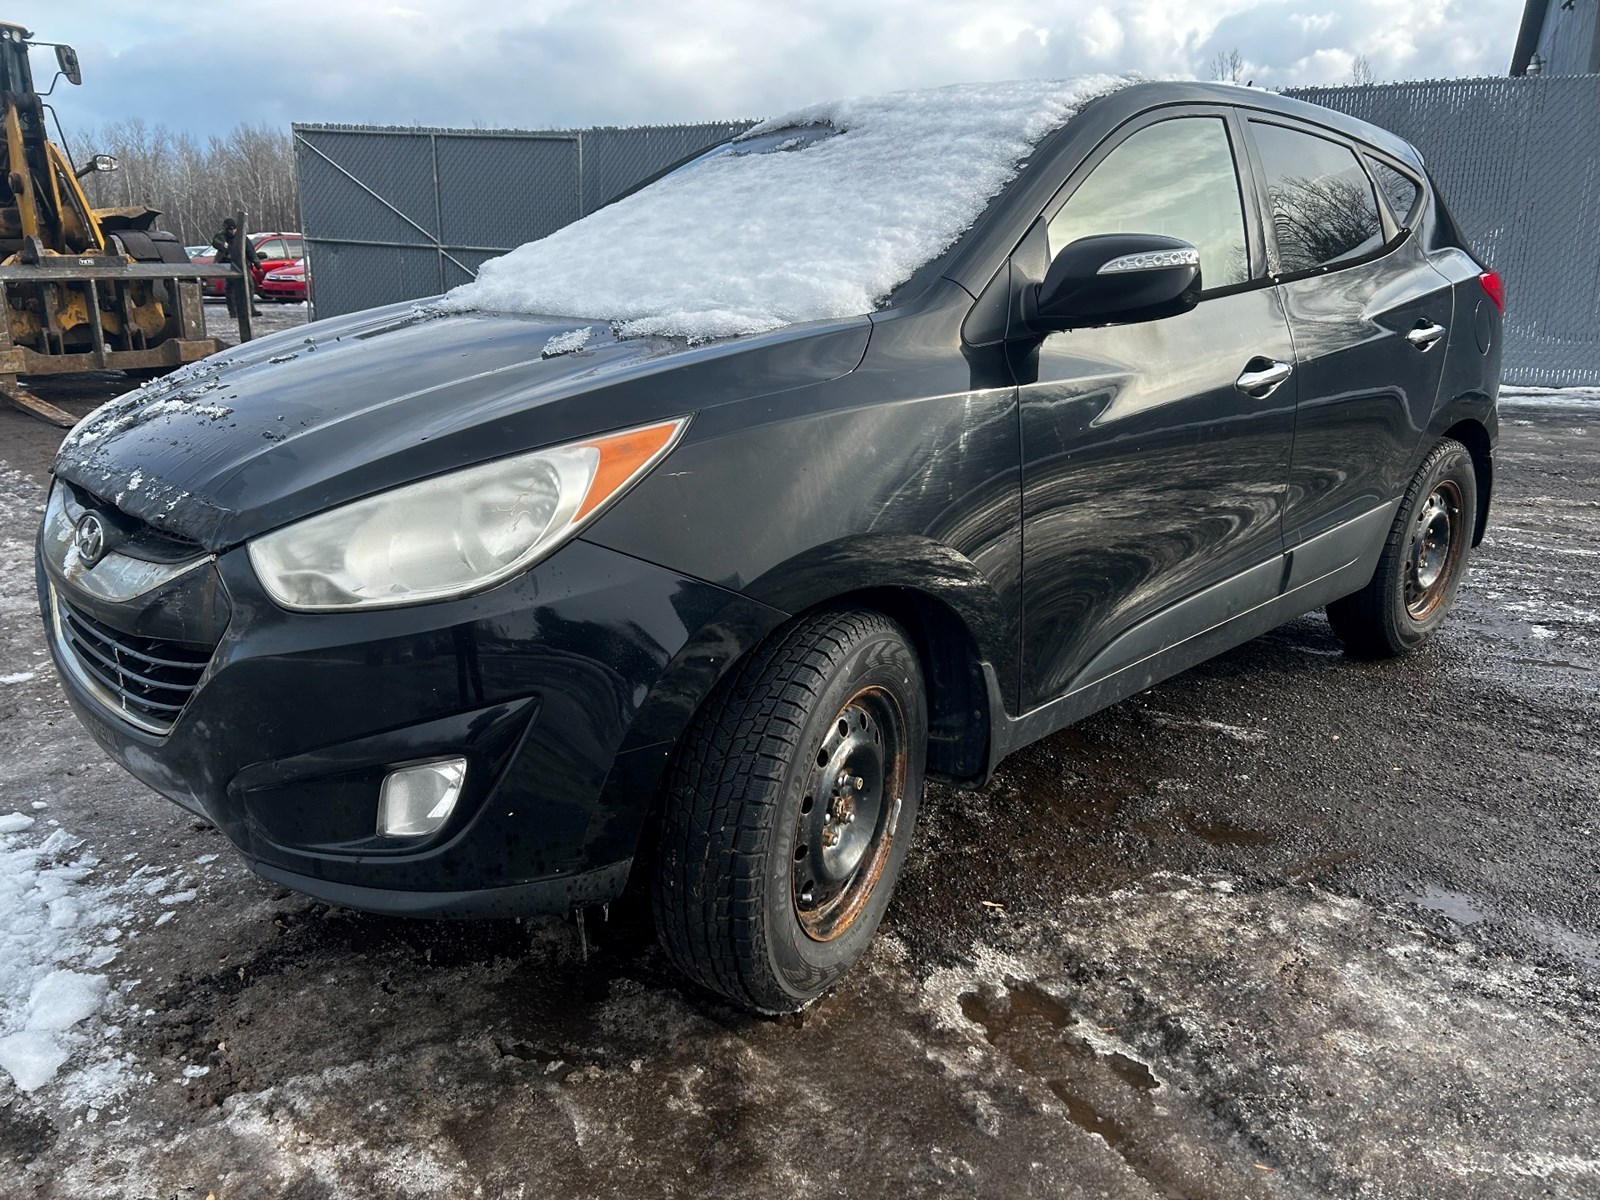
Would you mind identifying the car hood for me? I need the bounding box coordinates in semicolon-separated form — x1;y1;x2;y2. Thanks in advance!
53;302;870;550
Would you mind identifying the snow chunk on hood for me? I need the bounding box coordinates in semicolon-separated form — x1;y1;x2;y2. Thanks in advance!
443;75;1135;341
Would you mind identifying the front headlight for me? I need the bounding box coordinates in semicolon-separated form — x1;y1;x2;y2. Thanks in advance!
247;417;687;610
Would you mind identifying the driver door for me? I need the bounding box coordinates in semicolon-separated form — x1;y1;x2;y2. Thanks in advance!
1017;108;1297;708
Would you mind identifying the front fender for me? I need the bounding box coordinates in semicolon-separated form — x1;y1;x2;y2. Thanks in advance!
739;533;1016;695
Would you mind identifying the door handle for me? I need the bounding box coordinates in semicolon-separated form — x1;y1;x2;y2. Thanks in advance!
1236;358;1293;397
1406;320;1446;351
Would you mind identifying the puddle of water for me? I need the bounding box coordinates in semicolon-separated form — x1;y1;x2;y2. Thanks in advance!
1180;813;1275;847
1047;1082;1132;1151
1408;887;1600;969
1521;917;1600;969
1279;850;1359;884
1411;885;1488;927
1106;1051;1160;1092
959;980;1081;1041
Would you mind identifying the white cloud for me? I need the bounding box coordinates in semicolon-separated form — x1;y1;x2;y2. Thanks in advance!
21;0;1523;138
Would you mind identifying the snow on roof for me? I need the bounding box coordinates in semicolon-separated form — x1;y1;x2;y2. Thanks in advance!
442;75;1136;341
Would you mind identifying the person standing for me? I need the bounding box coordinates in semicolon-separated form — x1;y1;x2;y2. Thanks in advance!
211;218;262;318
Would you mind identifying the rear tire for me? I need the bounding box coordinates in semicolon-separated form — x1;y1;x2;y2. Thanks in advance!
1326;437;1477;658
652;609;927;1014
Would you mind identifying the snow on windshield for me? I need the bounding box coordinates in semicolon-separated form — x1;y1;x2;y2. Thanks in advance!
442;76;1135;341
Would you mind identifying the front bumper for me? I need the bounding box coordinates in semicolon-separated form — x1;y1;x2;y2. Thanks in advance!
39;533;783;916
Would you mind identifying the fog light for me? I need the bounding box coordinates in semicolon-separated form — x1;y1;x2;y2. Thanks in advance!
378;758;467;837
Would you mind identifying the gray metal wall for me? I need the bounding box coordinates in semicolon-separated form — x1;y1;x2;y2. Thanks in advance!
294;121;753;319
1290;74;1600;386
299;77;1599;386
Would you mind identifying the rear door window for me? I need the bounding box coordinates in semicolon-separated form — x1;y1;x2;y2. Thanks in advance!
1047;116;1251;291
1251;122;1384;274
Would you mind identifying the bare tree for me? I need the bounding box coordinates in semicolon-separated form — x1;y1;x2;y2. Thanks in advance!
1268;174;1384;273
1209;49;1245;83
1351;54;1376;86
73;122;300;245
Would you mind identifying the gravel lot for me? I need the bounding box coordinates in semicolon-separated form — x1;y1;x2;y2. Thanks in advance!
1;320;1596;1199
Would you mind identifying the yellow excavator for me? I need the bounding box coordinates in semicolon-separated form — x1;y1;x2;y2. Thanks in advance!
0;20;235;423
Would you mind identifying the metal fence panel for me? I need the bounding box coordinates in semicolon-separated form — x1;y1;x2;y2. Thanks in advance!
304;242;442;320
296;131;438;245
1290;75;1600;386
296;120;754;321
435;135;580;249
579;122;754;214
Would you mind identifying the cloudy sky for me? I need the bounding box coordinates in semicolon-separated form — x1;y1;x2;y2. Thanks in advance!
24;0;1524;138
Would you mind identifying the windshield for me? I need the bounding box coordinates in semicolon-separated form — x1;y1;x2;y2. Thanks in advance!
443;76;1133;342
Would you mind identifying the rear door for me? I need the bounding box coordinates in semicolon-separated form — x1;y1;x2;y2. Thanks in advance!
1018;108;1298;708
1243;118;1453;563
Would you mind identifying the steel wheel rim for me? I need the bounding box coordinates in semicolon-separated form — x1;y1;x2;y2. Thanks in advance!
1405;478;1465;620
791;685;907;942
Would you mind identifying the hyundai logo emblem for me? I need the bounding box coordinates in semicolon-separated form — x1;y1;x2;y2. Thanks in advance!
75;513;108;568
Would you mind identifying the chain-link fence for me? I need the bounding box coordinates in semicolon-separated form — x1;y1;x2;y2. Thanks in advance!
1289;75;1600;386
298;77;1599;385
294;121;752;320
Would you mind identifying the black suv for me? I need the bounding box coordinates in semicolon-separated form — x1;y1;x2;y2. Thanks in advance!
37;80;1502;1013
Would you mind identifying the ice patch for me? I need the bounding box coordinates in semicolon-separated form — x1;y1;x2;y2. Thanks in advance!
0;821;124;1094
0;811;36;832
1146;712;1269;744
444;76;1135;340
0;1031;70;1092
542;326;595;357
24;970;110;1031
1;670;36;684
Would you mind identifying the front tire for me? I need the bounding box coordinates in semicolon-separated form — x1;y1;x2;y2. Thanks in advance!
1327;437;1477;658
652;609;927;1013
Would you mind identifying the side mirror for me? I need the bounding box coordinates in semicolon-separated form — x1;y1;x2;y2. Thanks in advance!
1031;233;1201;329
75;154;118;180
56;45;82;86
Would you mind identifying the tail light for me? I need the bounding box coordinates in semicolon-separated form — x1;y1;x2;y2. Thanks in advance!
1479;271;1505;314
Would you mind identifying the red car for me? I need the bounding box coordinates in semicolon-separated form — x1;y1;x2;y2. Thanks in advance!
198;231;305;299
257;257;307;303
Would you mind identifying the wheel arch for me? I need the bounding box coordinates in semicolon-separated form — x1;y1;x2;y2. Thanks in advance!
736;534;1014;786
1424;388;1496;548
604;536;1010;892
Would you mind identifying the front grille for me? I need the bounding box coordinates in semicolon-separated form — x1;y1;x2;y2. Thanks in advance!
53;594;215;734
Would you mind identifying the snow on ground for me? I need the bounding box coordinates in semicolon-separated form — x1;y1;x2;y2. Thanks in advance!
1499;385;1600;408
444;76;1134;340
0;790;127;1099
0;467;127;1099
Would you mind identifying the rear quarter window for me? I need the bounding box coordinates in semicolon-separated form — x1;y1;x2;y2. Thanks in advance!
1369;161;1421;226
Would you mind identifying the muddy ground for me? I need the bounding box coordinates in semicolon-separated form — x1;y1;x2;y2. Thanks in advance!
1;318;1596;1199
